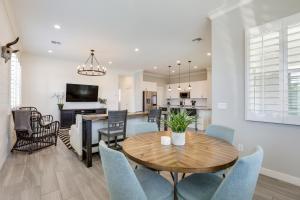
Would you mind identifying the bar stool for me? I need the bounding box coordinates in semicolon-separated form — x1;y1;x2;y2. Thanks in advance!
98;110;127;150
148;109;161;131
186;108;198;131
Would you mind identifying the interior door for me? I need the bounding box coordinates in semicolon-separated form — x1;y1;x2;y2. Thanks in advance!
120;88;134;112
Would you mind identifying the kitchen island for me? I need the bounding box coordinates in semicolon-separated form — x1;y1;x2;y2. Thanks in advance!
167;106;212;130
81;112;149;167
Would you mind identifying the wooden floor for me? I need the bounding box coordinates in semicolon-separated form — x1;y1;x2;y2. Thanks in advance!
0;139;299;200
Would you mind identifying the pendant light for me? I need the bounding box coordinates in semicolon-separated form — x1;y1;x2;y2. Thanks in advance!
188;61;192;90
177;63;181;91
168;66;172;92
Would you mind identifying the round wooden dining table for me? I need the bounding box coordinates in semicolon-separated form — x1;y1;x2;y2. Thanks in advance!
122;131;239;190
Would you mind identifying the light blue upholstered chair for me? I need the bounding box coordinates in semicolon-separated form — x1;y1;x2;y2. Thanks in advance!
176;146;264;200
99;141;173;200
133;122;159;134
204;124;235;178
182;124;235;180
205;124;235;144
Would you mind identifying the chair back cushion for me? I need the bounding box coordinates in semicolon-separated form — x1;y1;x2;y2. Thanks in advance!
133;122;158;135
205;124;235;144
99;141;147;200
212;146;264;200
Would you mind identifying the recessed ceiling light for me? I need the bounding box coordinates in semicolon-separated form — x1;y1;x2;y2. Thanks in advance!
172;70;175;73
153;66;158;70
207;52;211;56
48;50;53;53
54;24;61;30
176;60;181;64
134;48;139;52
108;61;112;65
193;66;198;69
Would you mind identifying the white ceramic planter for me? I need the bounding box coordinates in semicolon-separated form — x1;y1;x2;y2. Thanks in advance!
171;132;186;146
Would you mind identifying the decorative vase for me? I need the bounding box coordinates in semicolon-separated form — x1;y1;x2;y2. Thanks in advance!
57;104;64;110
171;132;186;146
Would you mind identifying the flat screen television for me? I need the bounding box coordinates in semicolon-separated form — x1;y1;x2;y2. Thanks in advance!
66;84;98;102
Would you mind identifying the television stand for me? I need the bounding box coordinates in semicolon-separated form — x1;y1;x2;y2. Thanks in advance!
60;108;107;128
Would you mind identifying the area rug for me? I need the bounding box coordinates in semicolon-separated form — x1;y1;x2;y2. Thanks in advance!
58;128;74;150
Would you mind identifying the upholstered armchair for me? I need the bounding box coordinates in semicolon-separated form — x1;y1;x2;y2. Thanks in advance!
12;110;59;153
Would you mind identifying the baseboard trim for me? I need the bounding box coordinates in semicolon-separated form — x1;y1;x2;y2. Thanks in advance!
260;168;300;187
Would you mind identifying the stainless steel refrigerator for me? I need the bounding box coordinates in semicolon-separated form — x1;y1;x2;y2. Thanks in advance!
143;91;157;112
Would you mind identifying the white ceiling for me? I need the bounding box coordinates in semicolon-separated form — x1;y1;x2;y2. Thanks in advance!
9;0;240;74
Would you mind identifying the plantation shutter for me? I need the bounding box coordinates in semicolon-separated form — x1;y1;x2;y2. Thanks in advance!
246;23;283;123
283;16;300;125
10;53;21;109
246;12;300;125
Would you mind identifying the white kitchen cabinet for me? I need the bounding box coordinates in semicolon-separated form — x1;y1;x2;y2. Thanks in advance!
197;110;212;130
165;81;208;99
180;82;190;92
166;84;179;99
190;80;208;98
186;109;211;131
200;80;208;98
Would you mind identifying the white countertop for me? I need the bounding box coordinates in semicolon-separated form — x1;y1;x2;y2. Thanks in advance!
166;105;212;110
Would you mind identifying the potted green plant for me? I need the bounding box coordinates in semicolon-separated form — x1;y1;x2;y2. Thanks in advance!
164;111;195;145
98;98;107;105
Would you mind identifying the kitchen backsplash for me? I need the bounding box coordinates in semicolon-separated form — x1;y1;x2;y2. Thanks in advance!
167;98;208;107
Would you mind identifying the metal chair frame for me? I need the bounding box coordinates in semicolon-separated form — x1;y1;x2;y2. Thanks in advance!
148;108;162;131
12;110;59;154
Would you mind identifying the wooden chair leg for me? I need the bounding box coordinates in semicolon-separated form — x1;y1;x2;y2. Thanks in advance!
182;173;186;179
170;172;174;181
55;135;57;146
114;136;117;147
107;135;110;148
98;132;102;142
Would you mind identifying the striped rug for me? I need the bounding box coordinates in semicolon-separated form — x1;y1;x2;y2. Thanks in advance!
58;129;74;150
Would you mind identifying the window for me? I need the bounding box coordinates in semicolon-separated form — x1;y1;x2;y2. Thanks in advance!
246;13;300;125
10;53;21;109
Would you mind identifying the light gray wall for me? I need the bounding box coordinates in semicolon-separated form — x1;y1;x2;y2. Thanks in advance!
0;0;15;169
212;0;300;178
21;53;134;120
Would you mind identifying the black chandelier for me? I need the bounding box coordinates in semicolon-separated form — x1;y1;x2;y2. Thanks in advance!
77;50;107;76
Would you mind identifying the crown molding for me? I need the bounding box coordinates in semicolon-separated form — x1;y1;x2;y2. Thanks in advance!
208;0;253;20
170;70;206;79
144;69;207;79
143;71;168;79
